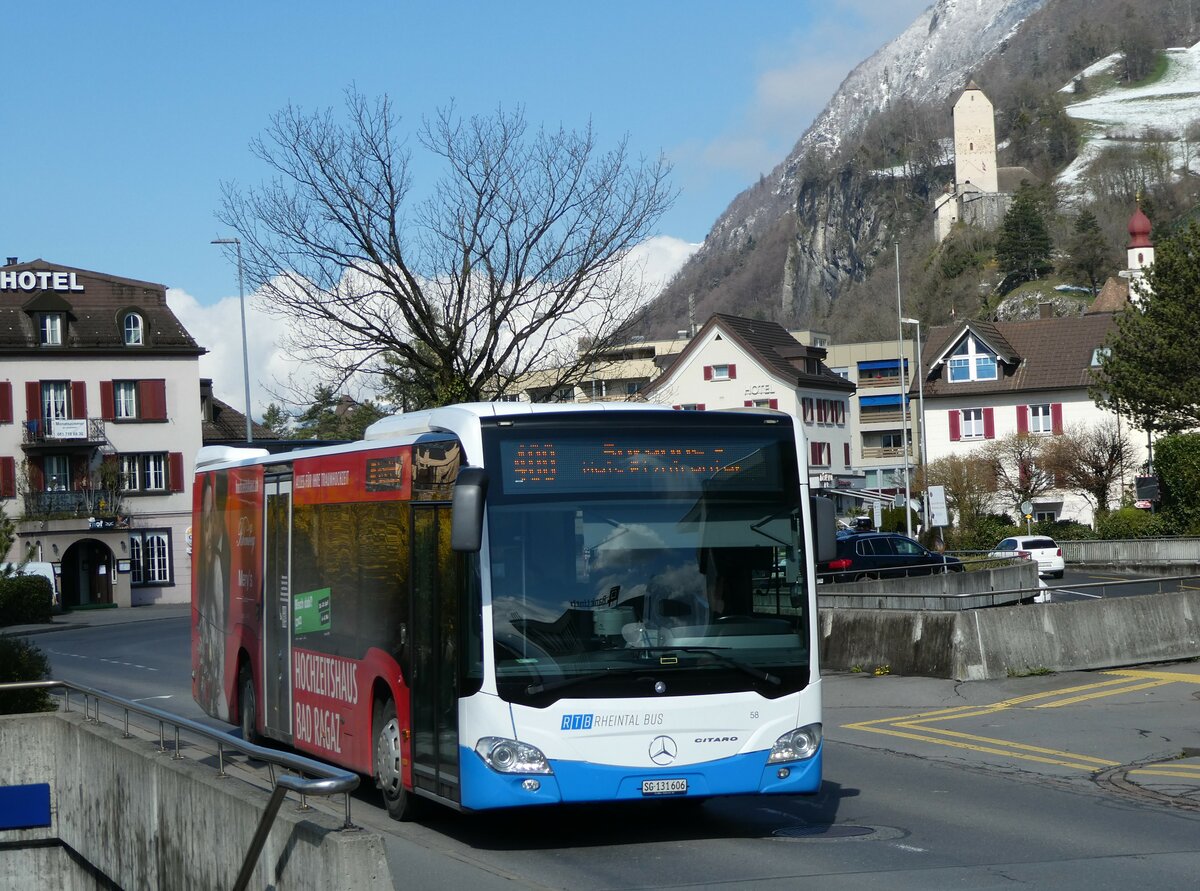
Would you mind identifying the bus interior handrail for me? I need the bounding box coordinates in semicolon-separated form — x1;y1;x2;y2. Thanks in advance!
0;679;359;891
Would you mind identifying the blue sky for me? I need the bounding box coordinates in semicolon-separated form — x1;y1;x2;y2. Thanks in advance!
4;1;927;410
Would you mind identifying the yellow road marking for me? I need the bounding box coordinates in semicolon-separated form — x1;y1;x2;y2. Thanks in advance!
1129;768;1200;779
1104;668;1200;684
1085;574;1131;581
842;671;1200;773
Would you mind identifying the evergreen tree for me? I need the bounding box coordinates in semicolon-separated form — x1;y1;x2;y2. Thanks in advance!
1062;209;1111;297
294;386;388;441
996;184;1054;287
261;403;292;437
1091;221;1200;434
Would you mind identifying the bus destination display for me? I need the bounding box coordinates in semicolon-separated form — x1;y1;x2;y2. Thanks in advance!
499;437;780;494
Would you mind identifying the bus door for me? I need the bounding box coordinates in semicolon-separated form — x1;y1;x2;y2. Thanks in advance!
262;476;293;741
411;504;460;803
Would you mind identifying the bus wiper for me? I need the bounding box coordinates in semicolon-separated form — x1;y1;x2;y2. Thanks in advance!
634;647;782;686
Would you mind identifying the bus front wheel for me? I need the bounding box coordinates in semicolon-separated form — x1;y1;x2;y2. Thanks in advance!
374;699;419;821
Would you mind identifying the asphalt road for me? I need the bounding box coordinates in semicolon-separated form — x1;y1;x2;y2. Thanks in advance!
25;613;1200;890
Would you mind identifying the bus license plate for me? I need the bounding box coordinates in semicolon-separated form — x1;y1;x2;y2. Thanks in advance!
642;778;687;796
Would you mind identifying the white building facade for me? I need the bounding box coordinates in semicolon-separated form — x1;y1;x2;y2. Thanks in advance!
0;259;205;607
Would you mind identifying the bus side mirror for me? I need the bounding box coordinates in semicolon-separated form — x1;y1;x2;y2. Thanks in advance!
451;467;488;552
810;496;836;564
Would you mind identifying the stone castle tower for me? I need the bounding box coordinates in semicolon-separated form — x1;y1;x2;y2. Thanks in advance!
934;82;1034;243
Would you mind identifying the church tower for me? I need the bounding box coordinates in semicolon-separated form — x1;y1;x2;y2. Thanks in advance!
952;81;999;194
1125;201;1155;305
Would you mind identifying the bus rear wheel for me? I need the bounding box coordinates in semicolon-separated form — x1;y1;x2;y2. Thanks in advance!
239;666;261;746
374;699;419;821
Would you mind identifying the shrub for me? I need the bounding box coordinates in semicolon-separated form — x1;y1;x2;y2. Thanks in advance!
1155;433;1200;534
0;637;55;714
1096;507;1175;539
947;515;1019;552
1034;519;1094;541
0;575;53;627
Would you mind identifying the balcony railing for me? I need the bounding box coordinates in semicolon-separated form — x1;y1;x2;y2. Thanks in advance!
861;445;914;459
23;490;124;522
856;376;901;389
859;409;904;424
22;418;107;445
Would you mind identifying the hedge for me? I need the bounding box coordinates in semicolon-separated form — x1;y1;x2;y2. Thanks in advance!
0;636;55;714
0;575;53;627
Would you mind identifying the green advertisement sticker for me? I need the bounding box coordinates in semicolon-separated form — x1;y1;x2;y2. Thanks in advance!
294;587;332;635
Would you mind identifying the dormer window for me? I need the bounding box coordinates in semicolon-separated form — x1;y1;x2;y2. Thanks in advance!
39;313;63;346
123;312;144;346
948;334;998;382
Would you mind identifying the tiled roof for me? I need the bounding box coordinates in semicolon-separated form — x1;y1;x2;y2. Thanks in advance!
703;314;855;392
921;314;1117;398
202;395;278;444
0;259;202;355
1088;276;1130;313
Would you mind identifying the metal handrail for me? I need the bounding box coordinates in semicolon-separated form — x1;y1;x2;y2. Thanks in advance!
0;679;359;891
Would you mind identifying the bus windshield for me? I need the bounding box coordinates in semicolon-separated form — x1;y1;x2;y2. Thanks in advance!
483;424;811;706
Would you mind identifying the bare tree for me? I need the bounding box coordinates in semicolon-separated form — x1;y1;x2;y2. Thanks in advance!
983;433;1056;518
923;454;996;527
1041;419;1139;517
220;90;676;406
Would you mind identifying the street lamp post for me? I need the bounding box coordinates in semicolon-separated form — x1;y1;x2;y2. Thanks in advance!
894;240;911;538
901;317;927;523
210;238;253;443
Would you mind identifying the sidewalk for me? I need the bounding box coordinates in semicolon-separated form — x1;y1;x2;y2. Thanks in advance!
1;602;191;637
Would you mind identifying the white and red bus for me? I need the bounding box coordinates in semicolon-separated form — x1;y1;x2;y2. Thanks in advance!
192;403;834;818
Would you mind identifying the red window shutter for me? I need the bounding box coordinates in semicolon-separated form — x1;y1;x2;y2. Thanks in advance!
703;366;713;381
1051;403;1064;435
1019;462;1030;486
0;457;14;498
25;382;40;422
844;442;851;467
1016;405;1028;434
168;452;185;493
769;398;779;410
696;404;705;411
672;404;681;410
728;364;737;379
817;401;826;423
744;400;754;407
100;381;115;420
139;380;167;420
948;411;961;442
0;382;10;424
28;458;44;492
983;407;995;439
70;381;88;419
810;442;820;465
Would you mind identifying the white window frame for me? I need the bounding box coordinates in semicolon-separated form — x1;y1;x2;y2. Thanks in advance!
39;313;63;346
43;455;70;492
129;529;172;586
948;335;998;382
119;455;141;492
123;313;144;346
42;381;69;422
961;408;985;439
1029;403;1052;434
144;454;167;491
115;381;138;419
710;364;731;381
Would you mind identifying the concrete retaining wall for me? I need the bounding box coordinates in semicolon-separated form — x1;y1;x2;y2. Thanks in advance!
818;563;1038;610
821;589;1200;680
0;712;392;890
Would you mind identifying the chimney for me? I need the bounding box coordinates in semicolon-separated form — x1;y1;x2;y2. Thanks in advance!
1038;302;1054;320
5;257;16;266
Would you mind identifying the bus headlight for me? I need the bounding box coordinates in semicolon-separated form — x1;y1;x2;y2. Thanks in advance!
767;723;822;763
474;737;553;774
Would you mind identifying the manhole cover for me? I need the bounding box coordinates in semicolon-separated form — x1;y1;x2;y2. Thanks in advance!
774;824;876;840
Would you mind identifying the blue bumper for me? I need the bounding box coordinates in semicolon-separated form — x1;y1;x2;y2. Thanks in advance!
459;743;822;811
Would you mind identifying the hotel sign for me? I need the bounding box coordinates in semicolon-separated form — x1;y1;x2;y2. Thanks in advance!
0;270;85;292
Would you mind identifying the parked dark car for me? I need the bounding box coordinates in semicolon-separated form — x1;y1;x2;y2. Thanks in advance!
818;532;962;583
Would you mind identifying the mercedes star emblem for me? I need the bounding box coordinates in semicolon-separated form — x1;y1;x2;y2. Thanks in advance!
649;735;678;765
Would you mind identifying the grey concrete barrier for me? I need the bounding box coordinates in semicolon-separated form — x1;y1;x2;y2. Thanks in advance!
1063;537;1200;566
818;562;1039;610
820;589;1200;680
0;711;392;890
